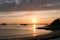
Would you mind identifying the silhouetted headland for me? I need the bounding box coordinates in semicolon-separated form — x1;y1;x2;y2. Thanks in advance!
37;18;60;30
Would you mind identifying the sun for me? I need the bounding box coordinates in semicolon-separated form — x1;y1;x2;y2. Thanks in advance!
32;19;36;24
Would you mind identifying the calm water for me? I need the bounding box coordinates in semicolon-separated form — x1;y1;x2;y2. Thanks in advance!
0;24;52;39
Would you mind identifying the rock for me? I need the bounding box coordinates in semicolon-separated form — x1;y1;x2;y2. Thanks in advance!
37;18;60;30
49;18;60;28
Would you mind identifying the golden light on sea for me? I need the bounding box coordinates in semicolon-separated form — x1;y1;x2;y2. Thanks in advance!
32;24;36;36
33;24;36;33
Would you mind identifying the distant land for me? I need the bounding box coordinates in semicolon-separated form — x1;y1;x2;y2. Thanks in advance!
0;23;49;25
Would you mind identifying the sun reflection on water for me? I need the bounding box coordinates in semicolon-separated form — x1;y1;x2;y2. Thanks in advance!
32;24;36;36
33;24;36;33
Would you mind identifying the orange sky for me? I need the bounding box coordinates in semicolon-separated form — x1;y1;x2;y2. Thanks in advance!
0;16;57;24
0;10;60;24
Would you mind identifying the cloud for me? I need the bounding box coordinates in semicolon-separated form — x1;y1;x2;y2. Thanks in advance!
0;10;60;18
0;12;12;14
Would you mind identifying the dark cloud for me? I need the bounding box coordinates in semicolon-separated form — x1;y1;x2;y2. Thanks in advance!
0;0;60;12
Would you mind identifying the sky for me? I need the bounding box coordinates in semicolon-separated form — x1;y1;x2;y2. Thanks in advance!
0;10;60;24
0;0;60;24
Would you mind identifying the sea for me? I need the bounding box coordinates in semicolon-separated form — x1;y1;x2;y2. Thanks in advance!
0;24;52;39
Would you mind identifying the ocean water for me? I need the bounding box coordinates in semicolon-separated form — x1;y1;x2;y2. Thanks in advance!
0;24;52;39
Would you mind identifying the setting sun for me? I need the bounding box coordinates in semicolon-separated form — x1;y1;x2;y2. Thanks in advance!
32;19;36;24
